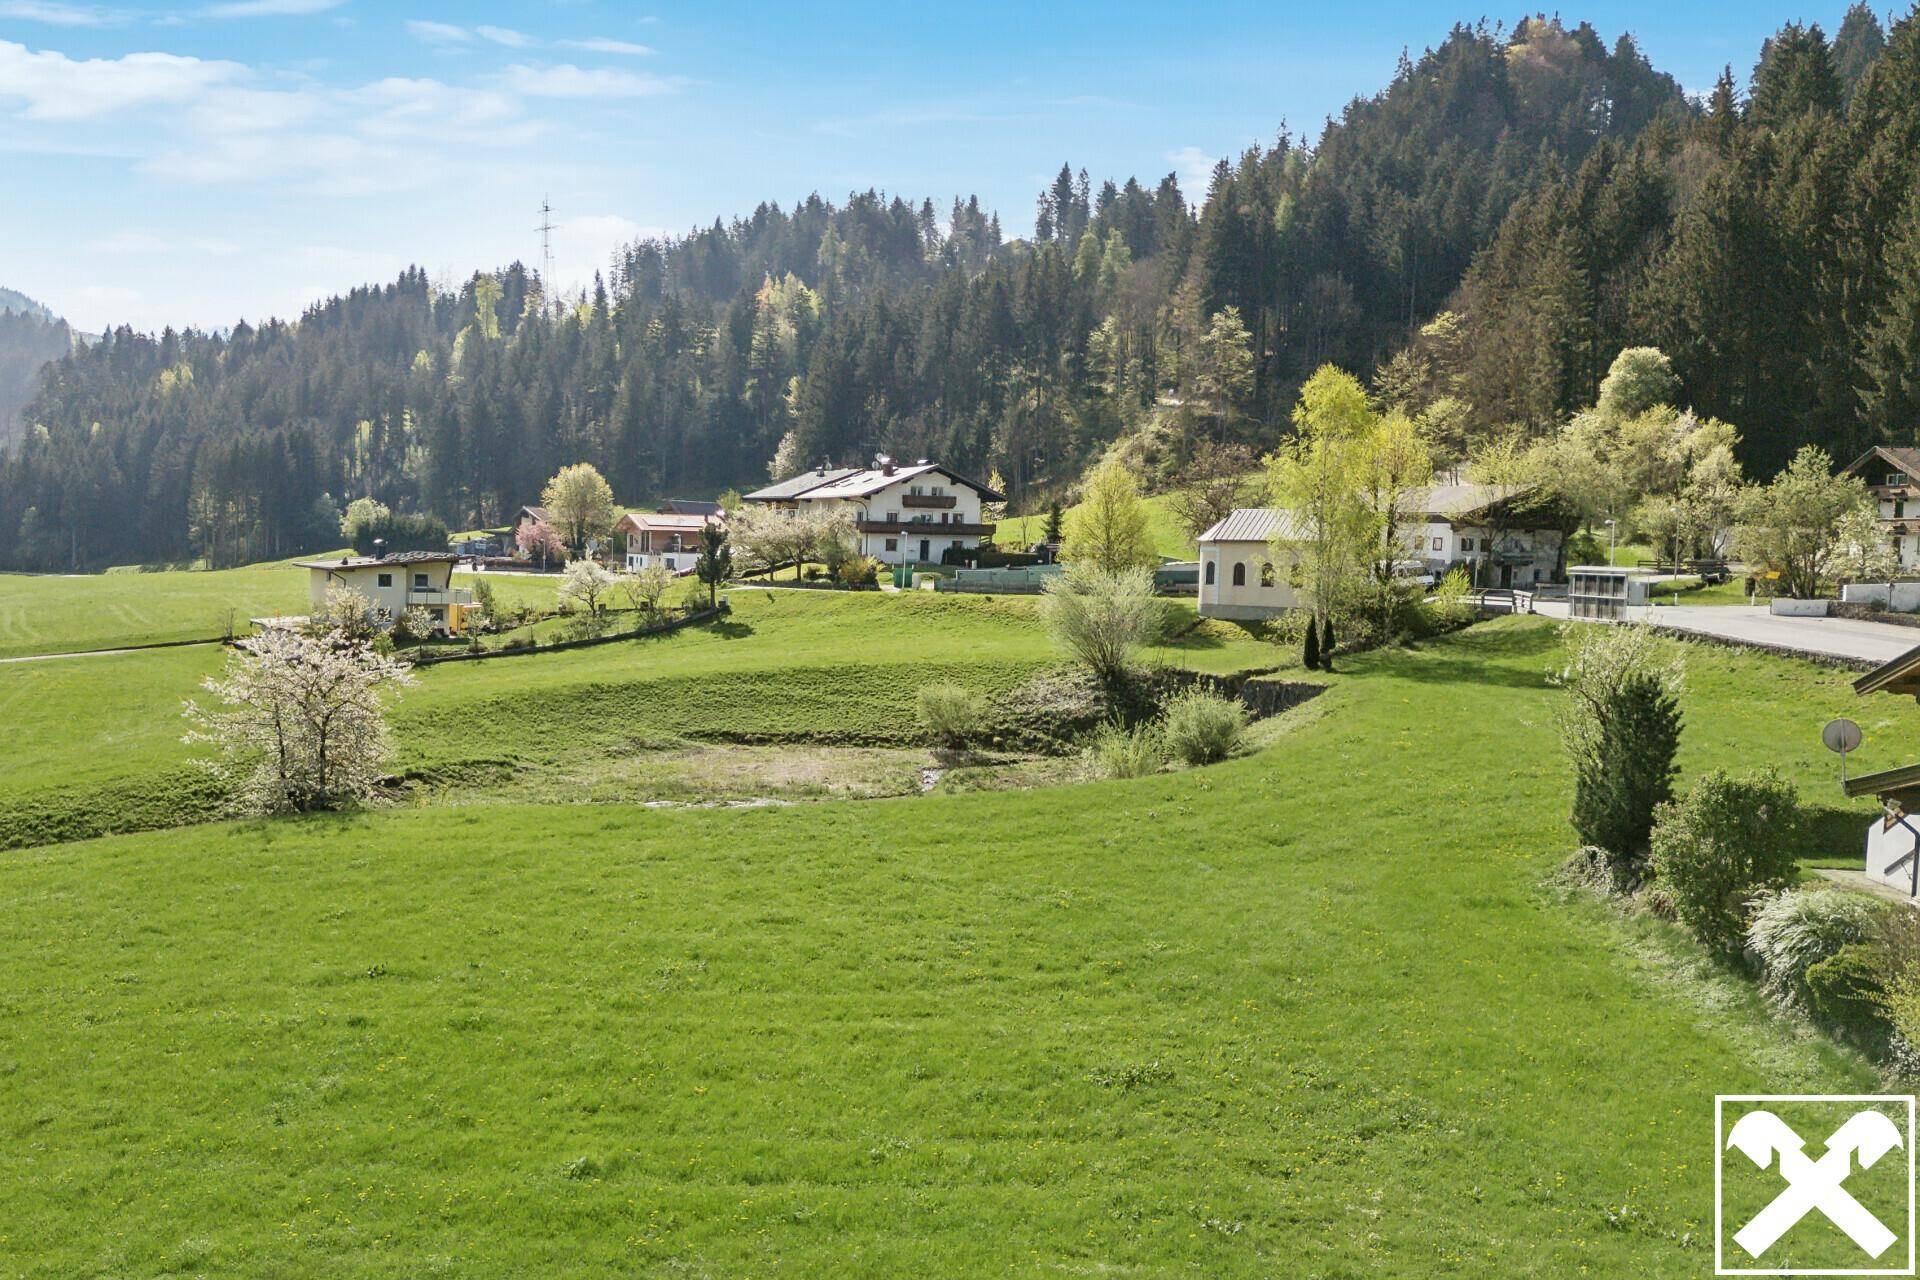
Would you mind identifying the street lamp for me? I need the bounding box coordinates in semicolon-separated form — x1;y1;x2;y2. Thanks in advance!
1603;518;1618;564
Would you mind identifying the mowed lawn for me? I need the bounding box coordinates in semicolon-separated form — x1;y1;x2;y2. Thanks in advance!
1;589;1277;847
0;559;566;659
0;618;1891;1277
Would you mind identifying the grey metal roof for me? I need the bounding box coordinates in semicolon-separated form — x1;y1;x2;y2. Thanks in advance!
1197;508;1308;543
294;550;460;569
743;467;861;501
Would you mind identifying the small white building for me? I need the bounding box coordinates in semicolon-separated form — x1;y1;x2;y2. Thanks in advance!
1196;508;1307;620
744;459;1003;566
292;551;471;632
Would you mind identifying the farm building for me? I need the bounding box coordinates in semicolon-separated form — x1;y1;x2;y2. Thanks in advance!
744;458;1003;567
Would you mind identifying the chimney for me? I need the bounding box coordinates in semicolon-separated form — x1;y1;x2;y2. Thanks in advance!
876;452;894;476
372;538;387;560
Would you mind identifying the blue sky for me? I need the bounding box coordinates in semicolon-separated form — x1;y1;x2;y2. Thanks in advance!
0;0;1871;333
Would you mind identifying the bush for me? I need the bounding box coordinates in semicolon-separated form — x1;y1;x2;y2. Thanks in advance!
1806;943;1893;1037
1085;720;1163;779
1648;769;1803;953
1039;563;1164;684
1746;887;1887;1005
835;554;881;588
917;682;986;750
1555;624;1683;886
389;605;439;644
1161;690;1248;765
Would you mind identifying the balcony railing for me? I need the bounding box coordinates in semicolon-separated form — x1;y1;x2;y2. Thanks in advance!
901;493;957;509
856;518;995;537
408;587;473;606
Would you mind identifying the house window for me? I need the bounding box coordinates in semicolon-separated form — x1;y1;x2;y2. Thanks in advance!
1898;500;1907;518
885;538;898;552
377;573;392;588
1431;537;1442;552
1461;537;1475;552
1232;562;1246;587
1890;473;1909;486
413;573;428;590
888;510;899;522
1260;563;1274;587
1204;559;1215;585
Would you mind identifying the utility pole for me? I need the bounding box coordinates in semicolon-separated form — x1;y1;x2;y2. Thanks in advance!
538;197;555;310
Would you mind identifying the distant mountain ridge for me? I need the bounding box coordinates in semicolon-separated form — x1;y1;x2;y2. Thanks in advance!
0;287;56;323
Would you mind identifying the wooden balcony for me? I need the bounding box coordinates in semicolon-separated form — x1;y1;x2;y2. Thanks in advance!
856;518;995;537
901;493;957;509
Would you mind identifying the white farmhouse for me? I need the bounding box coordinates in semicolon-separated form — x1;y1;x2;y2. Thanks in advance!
744;459;1003;566
1840;444;1920;570
1409;483;1564;588
1196;509;1307;620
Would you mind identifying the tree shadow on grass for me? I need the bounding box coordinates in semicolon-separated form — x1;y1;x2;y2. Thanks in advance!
1801;803;1872;870
1346;620;1563;692
704;619;755;640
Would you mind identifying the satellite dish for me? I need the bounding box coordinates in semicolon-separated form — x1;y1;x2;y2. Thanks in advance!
1823;718;1863;754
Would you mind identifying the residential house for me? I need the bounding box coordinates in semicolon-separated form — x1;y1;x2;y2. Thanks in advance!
1410;483;1564;588
293;551;472;633
743;459;1003;566
614;509;721;573
1840;445;1920;569
1840;645;1920;897
1196;509;1308;620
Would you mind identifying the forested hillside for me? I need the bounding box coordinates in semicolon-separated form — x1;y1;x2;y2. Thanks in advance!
4;10;1915;571
0;291;74;454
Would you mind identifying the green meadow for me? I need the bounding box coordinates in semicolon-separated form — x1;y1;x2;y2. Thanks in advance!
1;585;1276;848
0;617;1893;1277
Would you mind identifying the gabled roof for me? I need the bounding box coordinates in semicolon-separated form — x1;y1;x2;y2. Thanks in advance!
516;505;551;523
1841;444;1920;480
659;499;723;516
1198;507;1308;543
615;510;717;531
293;551;459;570
1414;482;1560;526
744;467;861;502
798;462;1004;502
1855;640;1920;697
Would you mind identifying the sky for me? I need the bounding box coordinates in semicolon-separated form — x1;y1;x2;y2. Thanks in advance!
0;0;1876;334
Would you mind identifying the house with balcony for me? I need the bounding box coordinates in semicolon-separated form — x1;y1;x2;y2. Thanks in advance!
293;550;472;633
614;509;721;573
744;459;1003;566
1410;482;1565;588
1841;445;1920;569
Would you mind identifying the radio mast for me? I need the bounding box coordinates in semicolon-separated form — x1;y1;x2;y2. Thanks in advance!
538;197;555;309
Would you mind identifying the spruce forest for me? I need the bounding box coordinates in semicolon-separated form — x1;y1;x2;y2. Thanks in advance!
4;8;1918;572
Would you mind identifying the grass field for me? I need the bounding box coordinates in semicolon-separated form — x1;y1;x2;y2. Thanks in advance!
0;617;1886;1277
0;588;1277;848
0;558;583;659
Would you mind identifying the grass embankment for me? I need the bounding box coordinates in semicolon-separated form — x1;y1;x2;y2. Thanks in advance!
0;616;1885;1277
2;589;1276;848
998;490;1195;560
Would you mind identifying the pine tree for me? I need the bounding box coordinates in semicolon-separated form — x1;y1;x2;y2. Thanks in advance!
1320;615;1337;670
1303;618;1321;671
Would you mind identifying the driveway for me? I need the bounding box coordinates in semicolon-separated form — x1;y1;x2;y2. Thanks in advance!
1640;605;1917;666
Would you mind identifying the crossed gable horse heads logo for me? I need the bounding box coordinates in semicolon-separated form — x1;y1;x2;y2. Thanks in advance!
1726;1107;1906;1262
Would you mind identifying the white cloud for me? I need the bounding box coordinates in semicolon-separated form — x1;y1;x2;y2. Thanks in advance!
499;62;680;100
0;39;244;120
404;19;472;45
0;0;128;26
200;0;343;15
556;36;653;56
1167;144;1216;191
475;25;530;48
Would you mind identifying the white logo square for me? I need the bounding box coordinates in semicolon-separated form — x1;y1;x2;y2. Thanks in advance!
1717;1094;1916;1276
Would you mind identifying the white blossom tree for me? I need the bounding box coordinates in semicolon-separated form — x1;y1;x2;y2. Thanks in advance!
558;557;618;613
183;627;416;814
